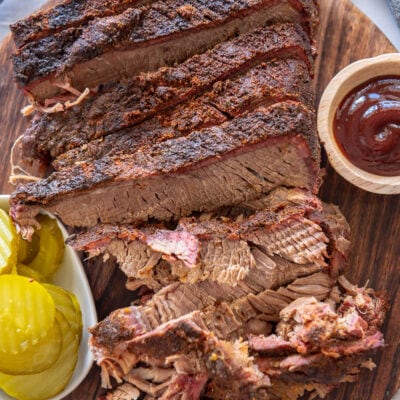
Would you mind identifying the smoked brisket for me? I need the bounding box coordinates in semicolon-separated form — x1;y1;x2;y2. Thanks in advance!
8;2;389;399
251;289;387;399
11;102;321;235
90;281;387;400
11;0;153;49
52;57;313;168
12;0;318;101
68;188;350;287
90;271;335;354
20;22;314;164
93;311;271;399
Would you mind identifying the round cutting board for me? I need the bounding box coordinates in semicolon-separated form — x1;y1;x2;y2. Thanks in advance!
0;1;399;399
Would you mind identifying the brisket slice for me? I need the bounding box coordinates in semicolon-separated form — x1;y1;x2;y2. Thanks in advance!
13;0;318;100
52;56;313;168
92;312;271;400
11;102;320;236
10;0;153;49
68;188;342;286
20;22;314;163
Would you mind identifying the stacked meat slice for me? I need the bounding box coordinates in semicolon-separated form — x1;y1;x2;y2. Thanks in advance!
11;0;318;101
11;20;321;235
68;188;347;288
9;1;387;399
18;21;315;161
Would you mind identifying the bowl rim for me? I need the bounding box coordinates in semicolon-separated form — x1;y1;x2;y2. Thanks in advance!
317;53;400;195
0;195;97;400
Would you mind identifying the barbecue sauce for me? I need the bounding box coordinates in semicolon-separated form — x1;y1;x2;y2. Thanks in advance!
333;76;400;176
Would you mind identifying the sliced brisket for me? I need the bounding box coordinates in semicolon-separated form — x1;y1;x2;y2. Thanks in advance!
10;0;153;49
52;56;313;169
9;2;388;399
11;102;320;236
12;0;318;101
20;22;314;164
68;188;343;286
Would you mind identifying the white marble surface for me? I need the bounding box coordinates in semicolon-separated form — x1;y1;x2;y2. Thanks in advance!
352;0;400;50
0;0;47;40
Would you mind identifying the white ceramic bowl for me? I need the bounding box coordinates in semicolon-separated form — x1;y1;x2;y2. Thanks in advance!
0;195;97;400
318;53;400;195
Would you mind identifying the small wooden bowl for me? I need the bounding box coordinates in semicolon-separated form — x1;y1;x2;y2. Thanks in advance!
318;53;400;195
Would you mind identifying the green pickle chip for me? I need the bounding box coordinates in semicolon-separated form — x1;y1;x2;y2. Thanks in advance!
43;283;83;341
17;232;40;265
0;209;18;275
28;214;65;278
0;208;83;399
0;314;62;375
0;311;79;400
0;275;56;354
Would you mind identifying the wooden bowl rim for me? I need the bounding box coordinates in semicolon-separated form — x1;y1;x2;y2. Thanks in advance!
317;53;400;195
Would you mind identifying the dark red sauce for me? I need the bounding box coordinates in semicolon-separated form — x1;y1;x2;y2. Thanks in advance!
333;76;400;176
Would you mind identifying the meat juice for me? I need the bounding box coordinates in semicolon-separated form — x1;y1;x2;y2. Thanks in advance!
333;76;400;176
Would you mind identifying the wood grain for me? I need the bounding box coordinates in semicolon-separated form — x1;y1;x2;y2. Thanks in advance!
0;1;399;399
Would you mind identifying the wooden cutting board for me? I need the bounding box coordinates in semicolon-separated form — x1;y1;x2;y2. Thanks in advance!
0;1;399;399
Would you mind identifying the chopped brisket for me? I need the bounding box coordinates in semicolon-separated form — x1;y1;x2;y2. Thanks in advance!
156;373;208;400
242;191;351;276
92;311;271;399
242;185;318;210
249;286;387;399
240;214;328;267
52;56;313;168
90;280;386;400
100;382;141;400
90;270;334;354
125;268;177;293
12;0;318;101
11;102;321;236
20;22;314;164
71;227;307;287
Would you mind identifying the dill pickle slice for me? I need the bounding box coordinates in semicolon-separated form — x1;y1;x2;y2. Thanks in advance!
0;275;55;354
0;209;18;275
17;264;46;283
0;311;79;400
43;283;83;341
28;214;65;278
17;232;40;265
0;314;62;375
70;292;84;341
